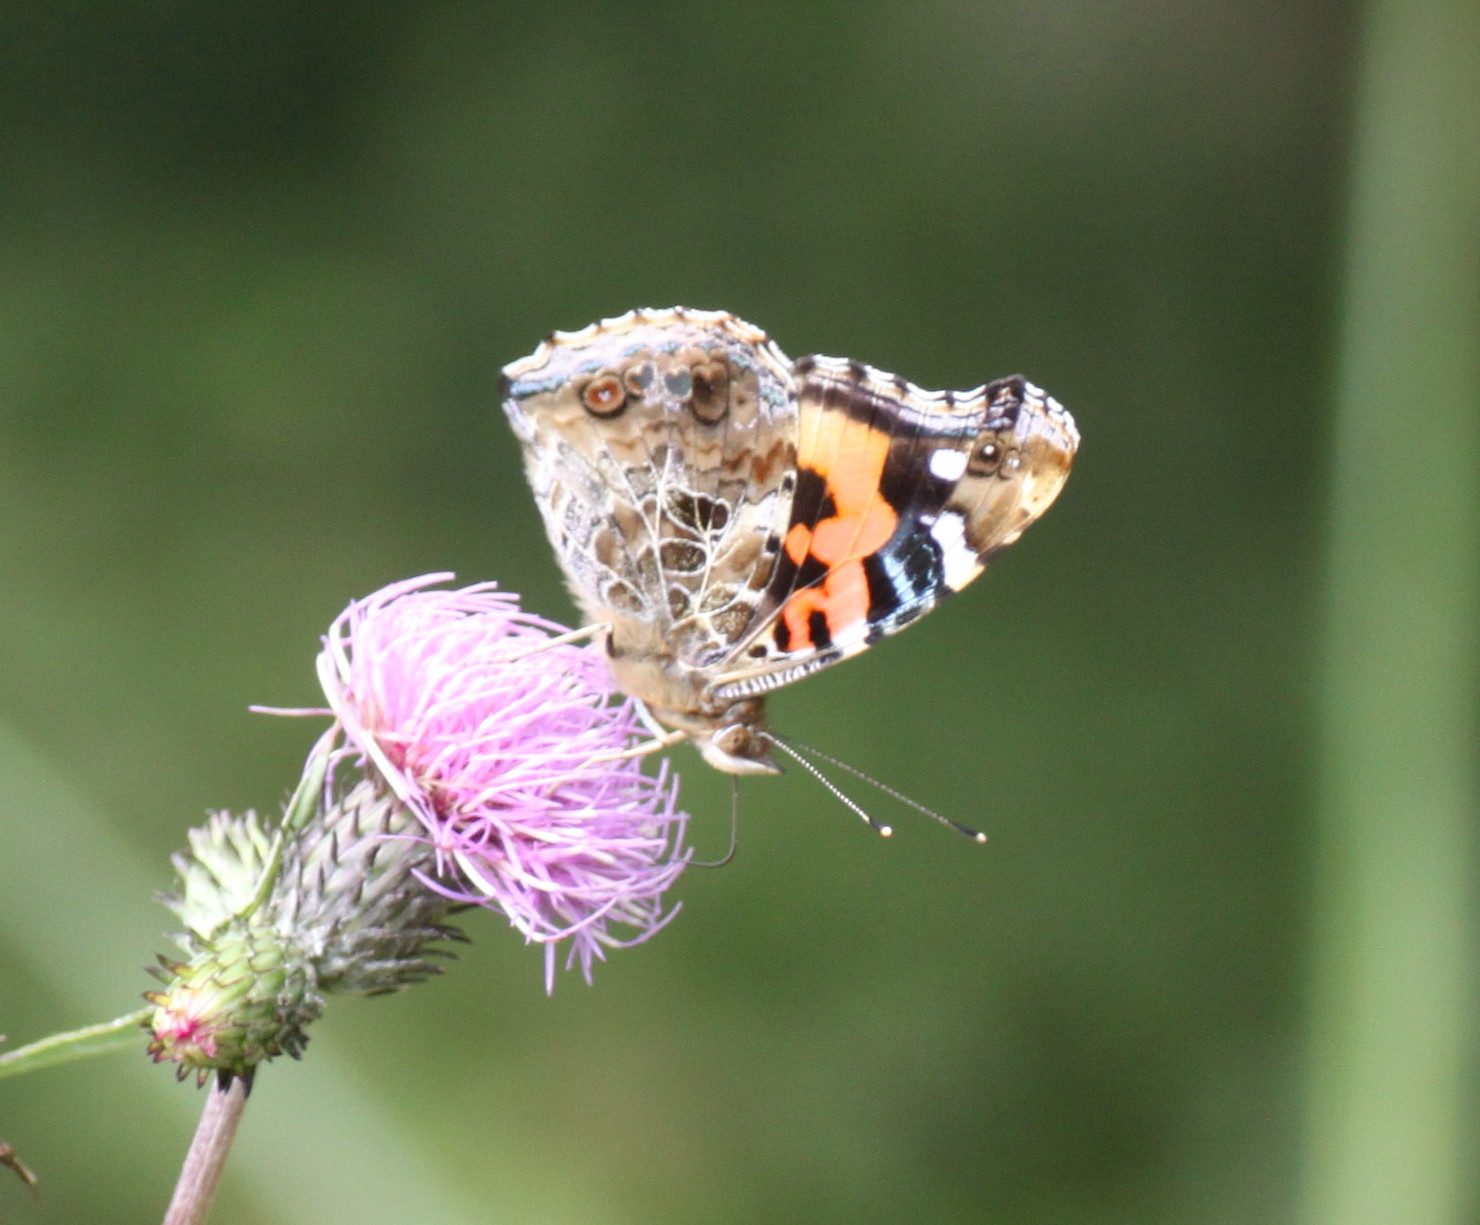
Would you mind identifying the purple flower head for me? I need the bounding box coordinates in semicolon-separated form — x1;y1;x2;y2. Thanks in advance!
318;575;689;988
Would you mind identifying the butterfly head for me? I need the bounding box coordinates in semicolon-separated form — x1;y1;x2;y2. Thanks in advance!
696;718;782;775
659;697;781;776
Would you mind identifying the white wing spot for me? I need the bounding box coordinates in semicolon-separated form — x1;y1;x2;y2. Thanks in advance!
931;512;981;590
929;448;969;481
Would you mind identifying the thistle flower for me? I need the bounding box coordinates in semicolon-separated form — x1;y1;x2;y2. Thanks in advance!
318;575;690;989
148;575;690;1081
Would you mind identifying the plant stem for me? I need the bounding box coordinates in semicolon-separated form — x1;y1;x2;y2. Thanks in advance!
0;1010;150;1080
1300;0;1480;1221
162;1075;250;1225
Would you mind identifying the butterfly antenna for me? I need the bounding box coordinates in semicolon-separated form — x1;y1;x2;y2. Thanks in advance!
691;777;742;868
769;733;987;842
764;735;894;837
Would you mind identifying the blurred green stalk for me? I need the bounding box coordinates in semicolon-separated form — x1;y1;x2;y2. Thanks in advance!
1301;0;1480;1223
0;1011;149;1080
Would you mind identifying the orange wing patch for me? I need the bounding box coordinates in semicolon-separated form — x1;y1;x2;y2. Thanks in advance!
777;421;899;650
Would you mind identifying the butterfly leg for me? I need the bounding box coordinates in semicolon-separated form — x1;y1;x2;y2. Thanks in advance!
496;621;612;662
587;728;688;764
588;699;688;763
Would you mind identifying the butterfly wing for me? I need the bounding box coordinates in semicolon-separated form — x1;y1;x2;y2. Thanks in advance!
502;311;1078;775
500;308;800;717
710;357;1079;702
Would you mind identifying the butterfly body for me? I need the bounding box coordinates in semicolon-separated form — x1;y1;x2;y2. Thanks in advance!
500;308;1077;773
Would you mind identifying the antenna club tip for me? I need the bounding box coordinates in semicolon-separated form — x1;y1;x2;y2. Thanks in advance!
878;825;894;838
972;832;988;844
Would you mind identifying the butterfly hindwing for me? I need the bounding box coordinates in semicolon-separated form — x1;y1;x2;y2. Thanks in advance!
501;309;798;676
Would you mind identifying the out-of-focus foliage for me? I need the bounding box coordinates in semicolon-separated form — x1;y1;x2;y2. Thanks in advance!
2;2;1470;1223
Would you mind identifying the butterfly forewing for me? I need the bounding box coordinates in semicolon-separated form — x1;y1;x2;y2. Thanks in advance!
713;359;1078;697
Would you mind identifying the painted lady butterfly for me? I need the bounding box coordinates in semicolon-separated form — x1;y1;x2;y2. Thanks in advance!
501;308;1078;776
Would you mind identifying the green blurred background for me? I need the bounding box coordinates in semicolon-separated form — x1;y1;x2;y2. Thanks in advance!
2;2;1475;1223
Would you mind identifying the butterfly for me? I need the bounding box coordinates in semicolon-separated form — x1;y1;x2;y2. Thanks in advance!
501;308;1077;776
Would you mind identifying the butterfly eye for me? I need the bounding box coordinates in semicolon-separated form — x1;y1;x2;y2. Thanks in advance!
580;375;627;417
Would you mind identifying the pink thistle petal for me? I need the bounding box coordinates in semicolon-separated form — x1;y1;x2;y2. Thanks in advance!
318;575;689;986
